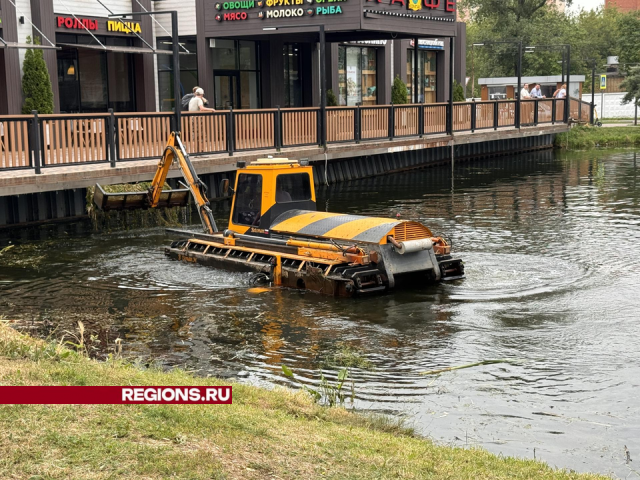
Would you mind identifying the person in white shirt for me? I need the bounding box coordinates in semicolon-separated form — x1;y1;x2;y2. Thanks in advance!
188;88;215;112
530;83;545;98
520;83;531;100
554;84;567;99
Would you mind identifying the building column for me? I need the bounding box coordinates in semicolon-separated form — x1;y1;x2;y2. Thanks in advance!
0;0;23;114
455;22;467;86
195;0;214;101
269;36;285;108
30;0;60;113
377;43;391;105
133;0;156;111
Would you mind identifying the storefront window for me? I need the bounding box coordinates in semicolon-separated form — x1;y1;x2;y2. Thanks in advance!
283;43;302;108
212;40;260;110
338;46;377;106
488;86;507;100
157;37;198;112
406;49;437;104
56;33;135;113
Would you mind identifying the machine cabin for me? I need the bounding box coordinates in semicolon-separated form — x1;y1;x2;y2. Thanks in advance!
228;159;317;236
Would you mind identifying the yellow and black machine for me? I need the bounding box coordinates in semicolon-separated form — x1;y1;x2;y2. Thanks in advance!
94;133;464;297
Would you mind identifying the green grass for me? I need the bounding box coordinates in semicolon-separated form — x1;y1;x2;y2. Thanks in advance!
0;323;609;480
555;125;640;150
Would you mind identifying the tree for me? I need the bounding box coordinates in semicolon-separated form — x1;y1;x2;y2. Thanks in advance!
326;89;338;107
617;12;640;65
620;67;640;105
453;80;466;102
391;75;408;104
22;36;54;114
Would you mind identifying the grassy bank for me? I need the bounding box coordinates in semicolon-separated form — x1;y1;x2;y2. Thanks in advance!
555;125;640;150
0;324;607;480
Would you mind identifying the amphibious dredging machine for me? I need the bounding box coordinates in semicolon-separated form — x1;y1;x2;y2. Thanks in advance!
94;133;464;297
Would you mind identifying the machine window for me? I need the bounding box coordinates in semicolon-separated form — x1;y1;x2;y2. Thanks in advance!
275;173;311;203
232;174;263;226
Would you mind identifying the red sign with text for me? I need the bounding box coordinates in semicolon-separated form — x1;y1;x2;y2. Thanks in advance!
0;386;232;404
57;16;99;31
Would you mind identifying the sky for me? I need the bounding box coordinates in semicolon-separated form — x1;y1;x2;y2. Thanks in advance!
569;0;604;12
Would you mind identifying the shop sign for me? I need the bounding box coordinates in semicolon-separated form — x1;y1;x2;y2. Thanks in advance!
265;0;304;5
215;1;256;10
366;0;455;12
315;5;343;14
347;40;388;45
107;20;142;34
259;8;305;17
57;16;98;31
215;11;249;20
410;39;444;49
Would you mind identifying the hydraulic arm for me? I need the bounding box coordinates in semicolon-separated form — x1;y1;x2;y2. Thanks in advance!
93;132;217;234
148;132;217;234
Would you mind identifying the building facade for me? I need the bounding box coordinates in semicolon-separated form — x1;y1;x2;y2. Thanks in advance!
0;0;466;114
605;0;640;11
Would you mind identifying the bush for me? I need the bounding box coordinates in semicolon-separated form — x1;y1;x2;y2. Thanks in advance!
327;89;338;106
391;75;408;105
22;36;54;114
453;80;466;102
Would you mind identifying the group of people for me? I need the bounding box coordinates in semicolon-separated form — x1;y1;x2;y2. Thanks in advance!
181;86;216;113
519;83;567;100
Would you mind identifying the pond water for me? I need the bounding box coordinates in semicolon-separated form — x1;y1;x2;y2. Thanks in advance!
1;148;639;478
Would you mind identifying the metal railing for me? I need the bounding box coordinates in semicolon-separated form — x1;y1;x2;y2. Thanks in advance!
0;99;575;172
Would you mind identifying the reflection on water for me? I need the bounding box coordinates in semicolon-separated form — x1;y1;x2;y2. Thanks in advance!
2;149;640;477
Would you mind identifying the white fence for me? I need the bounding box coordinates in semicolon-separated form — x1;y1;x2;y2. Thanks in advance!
583;92;638;118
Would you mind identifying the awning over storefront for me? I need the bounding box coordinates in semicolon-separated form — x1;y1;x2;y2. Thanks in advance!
57;43;179;55
0;38;59;50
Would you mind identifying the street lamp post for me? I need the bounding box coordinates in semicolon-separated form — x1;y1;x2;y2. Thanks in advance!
472;40;523;127
109;8;181;133
590;60;596;124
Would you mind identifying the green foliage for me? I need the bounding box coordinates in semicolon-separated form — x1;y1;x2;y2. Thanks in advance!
453;80;466;102
326;88;338;107
620;67;640;105
391;75;408;104
21;36;54;115
464;4;640;94
282;364;354;407
554;125;640;150
320;342;374;370
617;12;640;64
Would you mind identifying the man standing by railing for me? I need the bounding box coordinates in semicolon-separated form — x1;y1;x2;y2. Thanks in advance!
189;88;215;113
530;84;545;99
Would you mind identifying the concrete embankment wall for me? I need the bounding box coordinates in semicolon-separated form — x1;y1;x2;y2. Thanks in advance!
0;133;554;228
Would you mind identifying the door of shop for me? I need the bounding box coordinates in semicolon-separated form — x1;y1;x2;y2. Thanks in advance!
214;72;240;109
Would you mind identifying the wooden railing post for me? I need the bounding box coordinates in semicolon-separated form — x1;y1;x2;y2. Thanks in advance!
355;105;361;144
107;108;117;167
317;109;323;146
227;107;235;156
388;104;394;140
275;106;282;152
31;110;42;174
552;99;556;124
418;103;424;137
493;102;499;130
471;102;477;133
534;100;539;126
